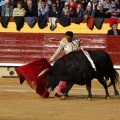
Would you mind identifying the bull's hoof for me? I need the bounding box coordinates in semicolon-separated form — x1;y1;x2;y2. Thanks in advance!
105;95;110;99
115;92;119;96
106;96;110;99
60;95;67;100
55;93;62;98
86;98;92;101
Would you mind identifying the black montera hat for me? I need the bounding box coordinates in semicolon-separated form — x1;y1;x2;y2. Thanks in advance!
65;31;73;38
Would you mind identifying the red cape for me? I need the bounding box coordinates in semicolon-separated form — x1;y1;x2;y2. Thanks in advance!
16;58;51;98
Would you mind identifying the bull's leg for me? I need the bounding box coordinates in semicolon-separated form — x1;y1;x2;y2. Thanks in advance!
110;76;119;97
113;83;119;96
112;83;119;98
98;78;110;99
86;81;92;100
60;82;74;100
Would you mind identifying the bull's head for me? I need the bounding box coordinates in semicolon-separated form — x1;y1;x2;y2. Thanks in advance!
45;69;60;92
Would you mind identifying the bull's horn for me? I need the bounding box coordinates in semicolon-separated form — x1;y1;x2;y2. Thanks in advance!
37;69;49;77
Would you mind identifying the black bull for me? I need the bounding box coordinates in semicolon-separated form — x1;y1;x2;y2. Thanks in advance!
46;50;119;100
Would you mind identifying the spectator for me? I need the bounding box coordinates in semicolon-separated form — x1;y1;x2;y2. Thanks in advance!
38;0;51;8
48;2;61;30
114;0;120;10
0;0;5;7
0;0;4;16
46;0;52;6
61;2;74;17
1;0;13;28
68;0;78;11
58;2;73;27
12;1;25;31
107;21;120;35
72;3;85;24
74;3;85;17
84;5;95;19
12;1;25;17
1;0;13;16
24;0;37;28
10;0;17;8
38;0;49;17
102;0;114;10
24;0;37;8
87;0;99;11
55;0;63;11
106;4;120;18
60;0;68;9
95;3;108;18
25;0;38;17
81;0;87;10
38;0;49;29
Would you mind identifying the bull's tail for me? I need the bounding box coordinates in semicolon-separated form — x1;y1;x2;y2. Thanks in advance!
107;71;119;87
104;52;120;87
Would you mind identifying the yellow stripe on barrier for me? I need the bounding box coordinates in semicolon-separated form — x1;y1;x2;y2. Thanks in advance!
0;22;120;34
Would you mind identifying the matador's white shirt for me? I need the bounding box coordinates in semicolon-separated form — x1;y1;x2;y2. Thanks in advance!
50;37;80;62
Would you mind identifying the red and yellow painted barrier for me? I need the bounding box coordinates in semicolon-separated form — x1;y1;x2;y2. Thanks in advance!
0;18;120;68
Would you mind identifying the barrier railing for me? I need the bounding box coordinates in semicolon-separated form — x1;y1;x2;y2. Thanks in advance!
0;32;119;68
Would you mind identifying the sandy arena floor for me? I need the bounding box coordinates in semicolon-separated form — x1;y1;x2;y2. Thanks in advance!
0;77;120;120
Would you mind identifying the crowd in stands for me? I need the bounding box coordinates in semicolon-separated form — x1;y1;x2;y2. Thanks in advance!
0;0;120;30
